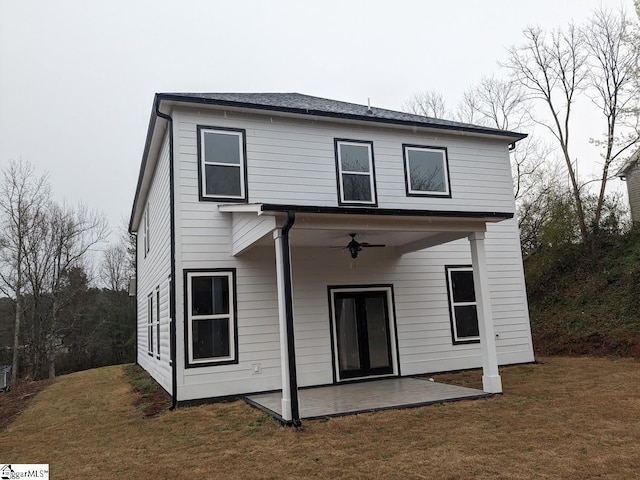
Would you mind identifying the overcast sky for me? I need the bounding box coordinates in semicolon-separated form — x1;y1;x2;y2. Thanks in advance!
0;0;634;243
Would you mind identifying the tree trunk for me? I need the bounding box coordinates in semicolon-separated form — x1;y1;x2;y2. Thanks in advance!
48;299;60;379
48;349;56;379
10;293;22;386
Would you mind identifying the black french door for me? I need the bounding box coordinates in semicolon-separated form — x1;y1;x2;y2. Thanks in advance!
334;291;393;380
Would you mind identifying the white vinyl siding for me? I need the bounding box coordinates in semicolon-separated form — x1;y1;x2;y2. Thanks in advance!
136;131;173;394
174;107;515;213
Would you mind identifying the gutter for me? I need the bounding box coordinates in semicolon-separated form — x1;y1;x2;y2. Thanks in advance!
155;105;179;410
281;211;301;427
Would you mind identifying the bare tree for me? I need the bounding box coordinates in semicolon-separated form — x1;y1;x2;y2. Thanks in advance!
456;76;553;205
457;76;529;130
583;8;640;230
42;203;108;378
403;90;449;119
506;24;590;244
507;9;639;245
99;243;129;291
0;160;51;385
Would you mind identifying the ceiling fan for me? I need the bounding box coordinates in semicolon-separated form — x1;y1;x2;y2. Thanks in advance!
337;233;386;259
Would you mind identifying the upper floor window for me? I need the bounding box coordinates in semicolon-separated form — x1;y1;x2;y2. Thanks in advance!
403;145;451;197
334;139;377;206
445;266;480;344
197;126;248;202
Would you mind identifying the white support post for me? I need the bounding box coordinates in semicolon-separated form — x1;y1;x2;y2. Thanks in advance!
468;231;503;393
273;228;292;421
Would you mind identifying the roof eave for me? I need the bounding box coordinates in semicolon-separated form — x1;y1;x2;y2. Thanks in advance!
129;94;167;233
156;93;527;143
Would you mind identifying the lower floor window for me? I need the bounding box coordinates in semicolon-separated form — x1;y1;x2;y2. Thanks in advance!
446;266;480;344
185;269;237;367
147;294;154;356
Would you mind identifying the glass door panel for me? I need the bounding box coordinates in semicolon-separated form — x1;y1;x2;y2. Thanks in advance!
336;297;361;372
334;291;393;379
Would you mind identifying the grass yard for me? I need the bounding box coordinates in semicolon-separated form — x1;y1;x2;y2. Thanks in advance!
1;357;639;479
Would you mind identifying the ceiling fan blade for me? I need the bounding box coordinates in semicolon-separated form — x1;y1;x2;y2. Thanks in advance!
360;243;386;248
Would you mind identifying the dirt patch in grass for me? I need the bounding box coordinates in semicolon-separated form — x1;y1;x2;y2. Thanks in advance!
0;379;54;432
123;363;171;417
1;357;640;479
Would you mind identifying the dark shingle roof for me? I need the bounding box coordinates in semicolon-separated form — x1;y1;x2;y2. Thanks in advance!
159;92;526;141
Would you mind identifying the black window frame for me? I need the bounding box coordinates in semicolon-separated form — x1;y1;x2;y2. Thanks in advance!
147;293;154;356
184;268;239;368
402;144;452;198
156;286;161;360
445;265;480;345
197;125;248;203
334;138;378;206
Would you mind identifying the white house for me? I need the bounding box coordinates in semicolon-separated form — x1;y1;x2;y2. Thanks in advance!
129;92;535;425
617;148;640;224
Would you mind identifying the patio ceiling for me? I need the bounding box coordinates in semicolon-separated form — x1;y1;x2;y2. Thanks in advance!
219;204;507;256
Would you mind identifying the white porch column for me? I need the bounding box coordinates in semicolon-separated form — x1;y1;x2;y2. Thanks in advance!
274;228;292;421
468;231;503;393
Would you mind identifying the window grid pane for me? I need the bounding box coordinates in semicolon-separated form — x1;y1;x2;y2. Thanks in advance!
204;132;241;165
405;147;449;195
204;165;242;197
192;318;231;359
191;275;230;316
340;144;371;173
342;174;372;202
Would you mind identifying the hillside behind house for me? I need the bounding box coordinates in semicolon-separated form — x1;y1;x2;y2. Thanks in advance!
525;227;640;357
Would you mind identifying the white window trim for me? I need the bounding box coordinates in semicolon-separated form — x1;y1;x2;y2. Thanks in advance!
328;286;398;382
404;146;450;196
186;270;237;366
199;128;246;201
147;293;154;356
336;140;376;205
446;266;480;343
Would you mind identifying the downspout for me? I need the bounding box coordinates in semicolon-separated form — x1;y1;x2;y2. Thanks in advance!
155;104;178;410
281;211;301;427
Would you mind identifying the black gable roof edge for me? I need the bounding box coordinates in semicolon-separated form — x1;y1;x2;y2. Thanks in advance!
157;93;527;141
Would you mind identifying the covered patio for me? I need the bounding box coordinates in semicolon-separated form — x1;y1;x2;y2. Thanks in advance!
246;377;489;421
220;203;508;426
